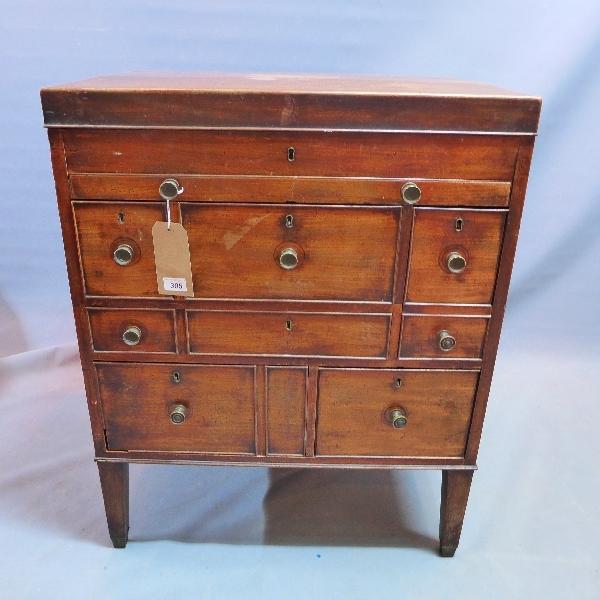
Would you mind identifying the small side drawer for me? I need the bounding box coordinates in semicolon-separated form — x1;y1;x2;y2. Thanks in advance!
406;208;506;304
88;308;177;353
316;369;478;457
96;363;256;453
74;202;164;297
187;310;391;358
399;314;489;359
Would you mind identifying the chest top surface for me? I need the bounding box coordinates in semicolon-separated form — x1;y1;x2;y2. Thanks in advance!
41;73;541;133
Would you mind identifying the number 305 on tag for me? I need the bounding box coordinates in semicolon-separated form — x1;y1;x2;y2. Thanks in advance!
162;277;188;292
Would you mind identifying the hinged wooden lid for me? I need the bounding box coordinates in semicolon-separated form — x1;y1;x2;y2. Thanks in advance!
41;73;541;134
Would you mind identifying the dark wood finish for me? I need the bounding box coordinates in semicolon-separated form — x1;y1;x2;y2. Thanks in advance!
96;363;256;453
181;203;400;302
187;310;390;358
62;129;519;180
316;369;478;457
70;174;511;207
43;74;539;555
48;131;107;456
465;139;536;463
88;308;177;353
97;461;129;548
407;208;507;304
439;470;474;557
399;314;489;359
41;74;541;133
266;367;307;456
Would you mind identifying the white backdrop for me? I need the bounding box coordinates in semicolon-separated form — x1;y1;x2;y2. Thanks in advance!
1;2;599;598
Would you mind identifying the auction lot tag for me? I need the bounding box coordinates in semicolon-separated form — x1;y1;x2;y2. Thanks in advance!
152;222;194;297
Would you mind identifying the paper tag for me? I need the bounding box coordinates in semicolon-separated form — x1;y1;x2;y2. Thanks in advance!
152;222;194;297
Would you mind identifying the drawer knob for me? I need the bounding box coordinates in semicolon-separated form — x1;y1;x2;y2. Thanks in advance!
446;251;467;274
389;408;408;429
169;404;188;425
113;243;135;266
279;247;299;270
159;178;184;201
401;182;421;204
122;325;142;346
438;330;456;352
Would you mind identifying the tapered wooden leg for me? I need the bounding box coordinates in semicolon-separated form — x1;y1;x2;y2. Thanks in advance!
439;470;473;557
97;461;129;548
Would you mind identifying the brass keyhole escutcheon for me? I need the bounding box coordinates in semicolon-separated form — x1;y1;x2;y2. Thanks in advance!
172;370;182;384
287;147;296;162
285;319;294;331
285;214;294;228
455;217;464;232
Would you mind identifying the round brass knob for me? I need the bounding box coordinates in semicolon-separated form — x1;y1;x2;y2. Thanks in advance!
279;247;299;270
122;325;142;346
438;330;456;352
389;408;408;429
159;178;184;201
401;182;421;205
169;404;188;425
446;251;467;274
113;243;135;266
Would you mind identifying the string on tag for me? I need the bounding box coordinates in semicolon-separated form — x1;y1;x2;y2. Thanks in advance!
166;196;172;231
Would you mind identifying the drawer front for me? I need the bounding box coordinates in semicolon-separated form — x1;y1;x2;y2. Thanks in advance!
70;173;511;207
74;202;164;297
187;310;390;358
88;308;176;353
266;367;307;456
316;369;478;457
62;129;519;180
406;208;506;304
96;363;256;453
181;204;400;302
399;315;488;359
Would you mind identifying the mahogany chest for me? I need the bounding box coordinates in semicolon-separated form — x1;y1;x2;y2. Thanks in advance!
41;74;540;555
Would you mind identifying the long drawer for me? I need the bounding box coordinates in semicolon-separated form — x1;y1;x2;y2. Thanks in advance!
62;129;519;180
187;310;390;358
74;202;400;301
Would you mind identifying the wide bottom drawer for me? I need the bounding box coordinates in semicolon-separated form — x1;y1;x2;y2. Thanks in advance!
96;363;256;453
316;368;478;457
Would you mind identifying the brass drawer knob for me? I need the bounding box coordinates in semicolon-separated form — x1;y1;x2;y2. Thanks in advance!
438;330;456;352
159;178;184;200
113;243;135;266
122;325;142;346
169;404;188;425
279;247;299;270
389;408;408;429
401;182;421;204
446;251;467;273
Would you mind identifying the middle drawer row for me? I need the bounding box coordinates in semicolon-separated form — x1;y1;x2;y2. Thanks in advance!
87;308;489;360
